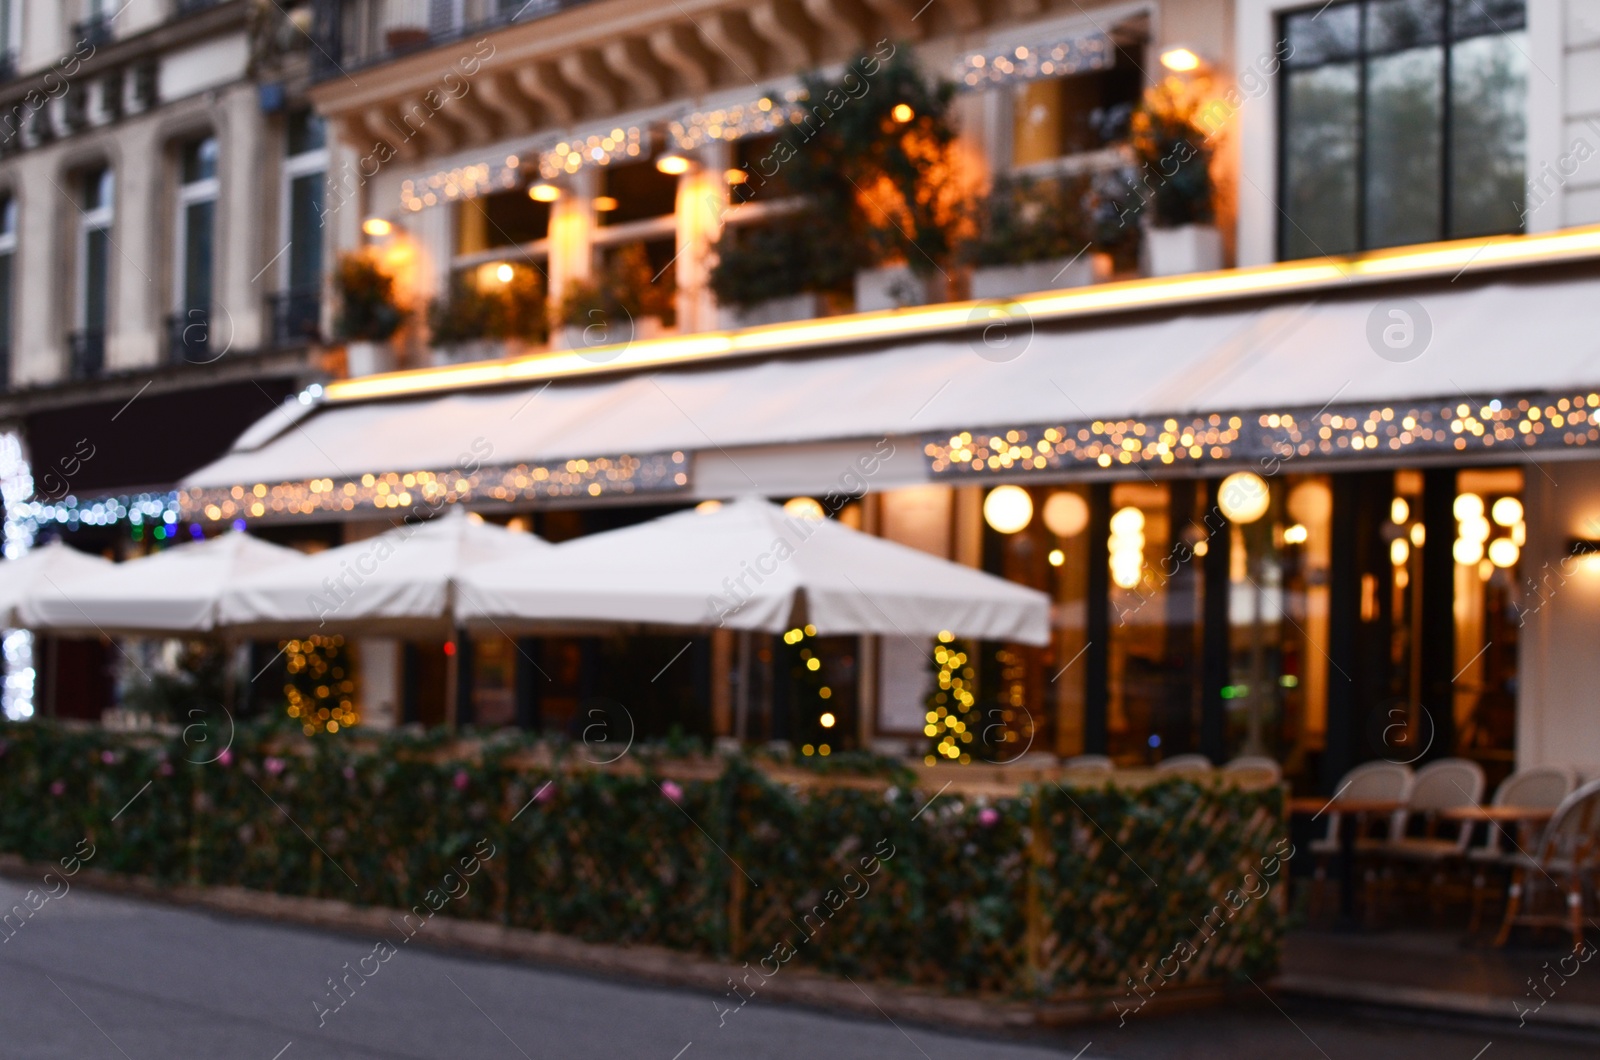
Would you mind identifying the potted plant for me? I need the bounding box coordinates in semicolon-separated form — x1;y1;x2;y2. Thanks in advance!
726;50;962;314
709;216;854;327
962;174;1111;299
333;251;406;376
428;264;547;365
1130;78;1221;277
556;243;673;352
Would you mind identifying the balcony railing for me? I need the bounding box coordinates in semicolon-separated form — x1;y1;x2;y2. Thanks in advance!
72;14;115;48
310;0;569;80
166;309;213;365
68;330;105;380
266;289;322;349
175;0;227;14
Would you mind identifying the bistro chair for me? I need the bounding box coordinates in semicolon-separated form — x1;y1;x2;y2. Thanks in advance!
1222;755;1283;784
1061;754;1114;777
1154;753;1214;777
1366;758;1485;922
1307;761;1413;923
1468;766;1578;932
1495;778;1600;950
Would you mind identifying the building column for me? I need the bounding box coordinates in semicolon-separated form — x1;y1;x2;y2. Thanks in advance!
217;83;266;352
107;120;160;370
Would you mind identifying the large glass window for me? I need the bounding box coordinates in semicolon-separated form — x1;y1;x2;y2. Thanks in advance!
1279;0;1527;259
78;167;112;333
276;108;327;348
171;136;217;363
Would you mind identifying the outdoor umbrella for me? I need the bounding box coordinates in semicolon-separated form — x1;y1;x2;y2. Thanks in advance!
0;540;114;628
20;531;302;636
457;495;1051;644
217;508;552;636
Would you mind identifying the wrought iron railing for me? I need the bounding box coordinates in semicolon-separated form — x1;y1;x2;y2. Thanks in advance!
310;0;569;81
72;14;115;47
166;308;214;365
68;329;106;380
266;289;323;349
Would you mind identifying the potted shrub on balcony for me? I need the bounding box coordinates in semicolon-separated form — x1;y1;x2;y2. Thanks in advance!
725;50;962;314
962;174;1111;299
428;265;547;365
557;243;673;353
709;216;855;327
333;252;406;376
1131;79;1221;277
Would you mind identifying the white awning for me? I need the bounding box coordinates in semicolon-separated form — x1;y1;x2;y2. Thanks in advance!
183;269;1600;495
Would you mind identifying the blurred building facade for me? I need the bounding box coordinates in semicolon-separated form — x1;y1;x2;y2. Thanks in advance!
13;0;1600;792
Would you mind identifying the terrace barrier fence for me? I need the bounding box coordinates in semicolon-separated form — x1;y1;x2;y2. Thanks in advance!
0;723;1286;1002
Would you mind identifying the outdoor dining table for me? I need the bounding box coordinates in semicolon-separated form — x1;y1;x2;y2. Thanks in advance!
1288;796;1409;927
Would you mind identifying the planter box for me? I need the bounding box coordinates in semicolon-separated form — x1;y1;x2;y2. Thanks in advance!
855;265;930;312
969;253;1111;300
345;340;393;377
717;292;823;330
559;314;664;355
429;338;507;367
1144;224;1224;278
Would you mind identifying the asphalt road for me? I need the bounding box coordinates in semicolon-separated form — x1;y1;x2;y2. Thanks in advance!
1;874;1593;1060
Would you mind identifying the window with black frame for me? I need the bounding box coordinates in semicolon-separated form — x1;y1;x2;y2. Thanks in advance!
1277;0;1527;260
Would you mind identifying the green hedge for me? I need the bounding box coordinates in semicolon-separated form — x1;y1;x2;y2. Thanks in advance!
0;722;1285;999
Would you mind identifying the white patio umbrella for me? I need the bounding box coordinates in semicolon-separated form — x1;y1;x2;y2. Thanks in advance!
20;531;302;635
217;508;551;636
0;540;114;628
457;495;1050;644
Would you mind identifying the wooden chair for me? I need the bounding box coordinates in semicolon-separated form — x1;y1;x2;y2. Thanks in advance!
1154;753;1213;777
1307;761;1413;923
1468;766;1577;932
1367;758;1485;923
1222;755;1283;784
1495;778;1600;950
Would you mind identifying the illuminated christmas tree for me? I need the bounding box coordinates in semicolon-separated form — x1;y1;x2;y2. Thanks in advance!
282;635;359;736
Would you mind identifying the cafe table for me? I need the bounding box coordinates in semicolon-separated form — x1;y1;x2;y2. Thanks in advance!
1289;795;1409;927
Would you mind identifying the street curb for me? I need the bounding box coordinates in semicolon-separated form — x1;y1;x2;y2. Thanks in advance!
1277;973;1600;1032
0;854;1231;1031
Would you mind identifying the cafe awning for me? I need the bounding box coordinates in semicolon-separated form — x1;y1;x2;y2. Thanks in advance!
181;262;1600;509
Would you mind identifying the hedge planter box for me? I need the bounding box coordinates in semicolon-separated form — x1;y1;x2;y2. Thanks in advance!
718;292;823;330
1144;224;1224;278
855;265;930;312
0;721;1286;1005
970;253;1111;300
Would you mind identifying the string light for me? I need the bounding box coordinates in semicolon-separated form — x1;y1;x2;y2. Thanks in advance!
956;33;1115;87
925;630;976;765
282;635;358;735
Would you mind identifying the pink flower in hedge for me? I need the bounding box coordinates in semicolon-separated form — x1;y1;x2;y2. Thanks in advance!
218;749;233;767
534;781;556;803
342;765;357;782
977;807;1000;828
265;757;286;776
661;780;684;803
453;770;470;791
157;761;174;777
49;779;65;796
100;750;116;765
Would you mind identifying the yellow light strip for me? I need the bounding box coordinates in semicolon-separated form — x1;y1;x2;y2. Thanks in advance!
326;225;1600;405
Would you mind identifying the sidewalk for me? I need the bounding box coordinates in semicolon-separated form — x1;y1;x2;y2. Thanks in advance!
1281;928;1600;1031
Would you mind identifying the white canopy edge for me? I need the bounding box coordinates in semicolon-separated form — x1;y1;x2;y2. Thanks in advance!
183;271;1600;492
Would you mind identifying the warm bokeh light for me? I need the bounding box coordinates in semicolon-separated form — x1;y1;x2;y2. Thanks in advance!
1219;472;1270;523
361;217;392;237
1391;497;1409;524
528;182;561;202
783;496;825;521
983;486;1033;533
1160;47;1203;72
891;103;914;122
1488;538;1520;568
724;168;748;185
1043;491;1089;537
655;152;692;175
1492;497;1523;526
593;195;619;212
1454;493;1484;521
